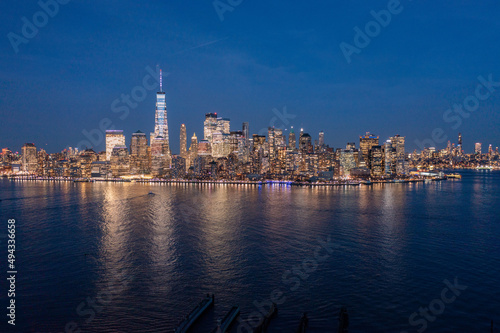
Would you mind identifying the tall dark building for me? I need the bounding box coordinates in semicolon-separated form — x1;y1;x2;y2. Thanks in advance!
130;131;148;174
318;131;325;147
242;122;249;141
180;124;187;158
288;127;296;150
458;133;463;154
130;131;147;157
299;133;312;153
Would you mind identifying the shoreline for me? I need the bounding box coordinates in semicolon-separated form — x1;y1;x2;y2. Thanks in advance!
3;176;436;186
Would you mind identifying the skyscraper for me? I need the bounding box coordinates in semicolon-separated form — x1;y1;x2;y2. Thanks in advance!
299;133;312;152
391;135;406;175
359;132;379;168
369;145;383;177
106;130;125;161
110;145;130;177
180;124;187;158
204;113;218;141
339;149;356;177
171;155;187;179
21;143;37;172
241;122;250;162
458;133;463;154
189;133;198;158
384;140;395;177
288;127;296;150
130;131;147;157
216;117;230;134
148;69;170;175
130;131;148;174
268;127;276;157
150;135;170;176
151;69;169;152
318;131;325;147
475;142;482;155
242;122;249;141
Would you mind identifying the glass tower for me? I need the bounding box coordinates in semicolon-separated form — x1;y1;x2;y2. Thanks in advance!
151;69;169;151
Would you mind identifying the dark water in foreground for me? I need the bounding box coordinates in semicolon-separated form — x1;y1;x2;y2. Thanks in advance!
0;170;499;333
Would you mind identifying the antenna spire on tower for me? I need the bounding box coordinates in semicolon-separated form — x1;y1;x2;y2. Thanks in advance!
160;68;163;92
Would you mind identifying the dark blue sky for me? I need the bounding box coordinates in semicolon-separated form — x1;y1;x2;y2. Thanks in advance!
1;0;499;154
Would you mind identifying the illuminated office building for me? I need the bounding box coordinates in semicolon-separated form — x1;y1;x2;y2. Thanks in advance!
299;133;312;153
150;69;169;153
216;117;230;134
228;131;243;154
391;135;406;175
369;145;383;177
384;140;395;176
110;145;130;177
304;153;319;176
171;155;186;179
268;127;284;158
189;133;198;157
150;83;170;176
130;131;148;157
22;143;37;173
242;122;249;141
211;132;230;158
204;113;218;141
359;132;379;168
458;133;463;154
475;142;482;155
150;136;170;176
198;140;212;156
105;130;125;161
339;149;356;176
288;127;296;150
318;131;325;148
78;149;98;178
130;131;148;174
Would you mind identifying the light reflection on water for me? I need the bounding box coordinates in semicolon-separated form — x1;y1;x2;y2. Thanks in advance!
0;171;499;332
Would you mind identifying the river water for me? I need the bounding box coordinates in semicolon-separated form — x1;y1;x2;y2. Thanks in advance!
0;170;499;332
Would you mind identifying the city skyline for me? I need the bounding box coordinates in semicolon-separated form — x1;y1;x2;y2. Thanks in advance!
3;96;498;157
2;67;498;156
2;71;499;155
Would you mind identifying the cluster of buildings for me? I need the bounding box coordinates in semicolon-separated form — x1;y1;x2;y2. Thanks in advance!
408;133;500;170
1;128;411;180
2;72;499;180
